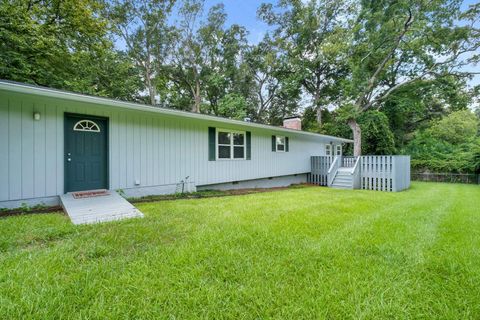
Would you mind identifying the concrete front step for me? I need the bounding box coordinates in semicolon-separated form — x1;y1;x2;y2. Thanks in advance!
60;190;144;225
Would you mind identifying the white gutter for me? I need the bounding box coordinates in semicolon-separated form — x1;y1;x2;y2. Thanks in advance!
0;80;353;143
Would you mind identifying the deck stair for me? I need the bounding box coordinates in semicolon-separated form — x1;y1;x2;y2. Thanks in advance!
60;190;143;225
331;168;354;189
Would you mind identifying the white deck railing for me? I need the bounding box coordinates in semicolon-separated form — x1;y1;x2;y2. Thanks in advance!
308;156;333;186
327;156;340;187
360;155;410;191
351;156;361;189
341;156;357;168
309;155;410;192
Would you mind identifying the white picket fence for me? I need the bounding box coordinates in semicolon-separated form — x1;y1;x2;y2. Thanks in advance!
309;155;411;192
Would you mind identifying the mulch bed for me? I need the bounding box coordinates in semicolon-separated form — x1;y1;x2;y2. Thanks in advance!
129;184;316;203
0;206;64;218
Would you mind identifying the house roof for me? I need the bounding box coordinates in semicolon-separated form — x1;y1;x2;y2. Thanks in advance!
0;80;353;143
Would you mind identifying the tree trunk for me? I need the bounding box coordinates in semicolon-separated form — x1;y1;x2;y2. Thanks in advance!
192;80;201;113
348;118;362;156
316;106;322;125
145;74;156;106
314;92;322;125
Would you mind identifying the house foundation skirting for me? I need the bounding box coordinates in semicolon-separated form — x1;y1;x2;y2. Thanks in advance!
197;173;308;191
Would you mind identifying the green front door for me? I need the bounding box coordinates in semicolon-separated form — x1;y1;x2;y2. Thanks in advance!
65;114;108;192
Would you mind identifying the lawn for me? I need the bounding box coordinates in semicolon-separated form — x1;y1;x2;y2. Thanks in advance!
0;182;479;319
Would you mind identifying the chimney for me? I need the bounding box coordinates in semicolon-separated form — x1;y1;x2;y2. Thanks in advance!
283;116;302;130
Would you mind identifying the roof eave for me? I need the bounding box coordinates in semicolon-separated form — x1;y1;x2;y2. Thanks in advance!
0;80;354;143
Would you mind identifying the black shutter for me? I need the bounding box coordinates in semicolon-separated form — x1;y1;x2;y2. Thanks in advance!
272;135;276;152
286;137;289;152
208;127;216;161
246;131;251;160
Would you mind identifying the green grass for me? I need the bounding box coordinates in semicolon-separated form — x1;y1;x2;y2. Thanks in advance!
0;182;479;319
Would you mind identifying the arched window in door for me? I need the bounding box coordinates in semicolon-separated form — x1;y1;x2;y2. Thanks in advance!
73;120;101;132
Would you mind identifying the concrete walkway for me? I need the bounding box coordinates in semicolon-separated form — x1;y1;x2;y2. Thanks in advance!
60;190;143;225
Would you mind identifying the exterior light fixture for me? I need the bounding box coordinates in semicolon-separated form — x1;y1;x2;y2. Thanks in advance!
33;112;41;121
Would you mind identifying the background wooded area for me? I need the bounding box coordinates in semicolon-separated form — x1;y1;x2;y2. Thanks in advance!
1;0;479;174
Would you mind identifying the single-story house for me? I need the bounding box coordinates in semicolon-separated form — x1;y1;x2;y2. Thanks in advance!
0;80;352;209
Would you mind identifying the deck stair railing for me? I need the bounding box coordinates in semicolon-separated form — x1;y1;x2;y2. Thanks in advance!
350;156;361;189
327;156;341;187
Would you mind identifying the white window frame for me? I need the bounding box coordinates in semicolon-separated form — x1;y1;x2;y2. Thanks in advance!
276;136;286;152
216;128;246;160
325;144;332;156
335;144;342;156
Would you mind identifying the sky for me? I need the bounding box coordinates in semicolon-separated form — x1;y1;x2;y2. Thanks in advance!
202;0;274;44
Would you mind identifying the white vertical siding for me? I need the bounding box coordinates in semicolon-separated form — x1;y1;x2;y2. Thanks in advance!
0;98;9;200
33;102;46;198
8;98;22;200
0;90;332;202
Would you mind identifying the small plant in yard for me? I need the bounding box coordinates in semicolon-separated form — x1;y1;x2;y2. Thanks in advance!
116;188;126;198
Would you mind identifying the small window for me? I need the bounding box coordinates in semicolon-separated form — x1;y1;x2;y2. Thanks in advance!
336;145;342;156
325;144;332;156
73;120;100;132
217;129;245;160
276;136;286;152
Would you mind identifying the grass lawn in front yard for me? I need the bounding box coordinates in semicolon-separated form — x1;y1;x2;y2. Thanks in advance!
0;182;479;319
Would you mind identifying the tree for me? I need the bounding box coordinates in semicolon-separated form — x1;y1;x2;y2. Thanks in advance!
166;1;249;114
381;76;473;149
429;109;478;145
259;0;353;125
215;93;248;120
404;110;479;173
0;0;140;99
342;0;480;156
198;5;249;116
243;37;300;123
357;111;396;155
167;0;204;112
107;0;175;105
303;108;395;155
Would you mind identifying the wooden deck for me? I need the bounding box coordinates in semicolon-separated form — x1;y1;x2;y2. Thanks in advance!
60;190;143;225
309;155;411;192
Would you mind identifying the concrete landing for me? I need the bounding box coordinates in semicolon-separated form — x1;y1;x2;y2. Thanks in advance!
60;190;143;225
